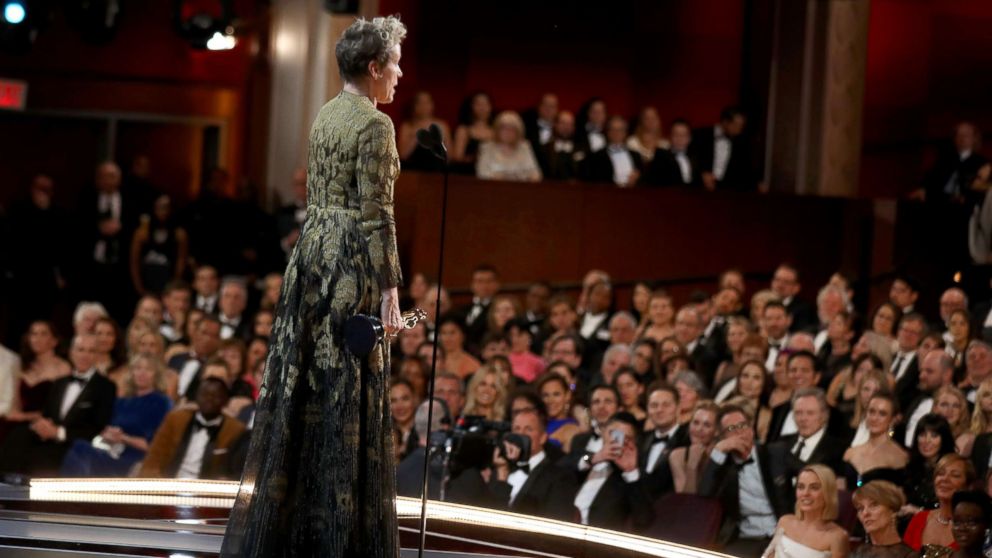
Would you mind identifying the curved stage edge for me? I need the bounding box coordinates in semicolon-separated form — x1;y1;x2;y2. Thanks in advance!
0;478;731;558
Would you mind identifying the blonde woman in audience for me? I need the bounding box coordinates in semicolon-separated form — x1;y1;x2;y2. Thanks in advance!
763;464;849;557
851;480;915;558
843;392;908;489
462;366;507;422
668;400;718;494
636;290;675;342
0;321;70;441
849;368;892;447
902;453;975;553
958;377;992;457
476;110;541;182
932;385;970;442
828;354;885;435
625;106;669;163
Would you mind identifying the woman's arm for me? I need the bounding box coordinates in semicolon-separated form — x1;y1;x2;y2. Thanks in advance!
475;142;497;180
829;526;850;558
397;122;418;160
668;447;687;492
520;143;542;182
452;126;469;162
357;113;404;292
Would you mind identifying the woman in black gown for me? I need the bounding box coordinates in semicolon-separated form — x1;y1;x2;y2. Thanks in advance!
221;16;407;558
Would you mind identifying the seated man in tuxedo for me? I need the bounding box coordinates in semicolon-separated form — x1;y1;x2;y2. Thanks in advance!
916;121;987;204
900;349;954;448
454;264;500;350
159;280;193;343
771;263;815;333
762;301;792;371
645;119;697;187
538;111;581;181
217;277;250;340
889;275;920;316
578;281;613;367
433;371;465;422
487;406;578;521
640;383;688;498
583;115;643;187
560;384;620;475
891;313;927;411
768;387;846;480
674;305;719;386
961;340;992;403
139;377;246;479
572;412;654;531
523;92;558;154
766;350;848;443
193;265;220;315
168;315;222;401
0;334;117;476
699;404;791;556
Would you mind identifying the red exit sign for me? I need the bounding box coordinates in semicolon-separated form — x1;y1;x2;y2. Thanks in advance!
0;79;27;111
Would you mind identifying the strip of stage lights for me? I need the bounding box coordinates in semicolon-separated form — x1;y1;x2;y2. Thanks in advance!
30;479;729;558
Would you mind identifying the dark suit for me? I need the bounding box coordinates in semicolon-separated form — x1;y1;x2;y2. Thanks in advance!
559;431;599;477
454;299;491;351
638;424;689;498
892;353;922;412
768;432;846;478
689;126;755;192
689;341;721;388
396;446;444;499
219;314;251;342
76;187;140;322
784;297;817;333
583;147;644;185
766;402;851;444
538;141;581;181
698;444;791;547
971;300;992;343
1;372;117;475
971;432;992;481
581;465;655;532
924;145;988;205
645;149;698;187
487;454;578;521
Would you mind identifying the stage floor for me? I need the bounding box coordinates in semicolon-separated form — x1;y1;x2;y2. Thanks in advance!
0;479;729;558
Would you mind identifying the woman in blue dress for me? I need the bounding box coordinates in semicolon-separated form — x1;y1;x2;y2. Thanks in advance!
60;354;172;476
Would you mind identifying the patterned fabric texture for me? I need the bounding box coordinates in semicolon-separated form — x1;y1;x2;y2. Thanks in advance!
221;90;402;558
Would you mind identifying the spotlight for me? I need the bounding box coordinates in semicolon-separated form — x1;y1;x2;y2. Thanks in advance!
3;2;25;25
206;27;235;50
175;0;236;50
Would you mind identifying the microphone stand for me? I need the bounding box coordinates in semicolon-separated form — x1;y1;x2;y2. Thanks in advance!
415;126;449;558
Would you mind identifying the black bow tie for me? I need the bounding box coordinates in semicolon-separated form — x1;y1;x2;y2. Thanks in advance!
769;342;781;350
69;375;89;385
512;463;530;474
652;433;670;445
735;457;755;469
192;418;221;438
591;432;602;441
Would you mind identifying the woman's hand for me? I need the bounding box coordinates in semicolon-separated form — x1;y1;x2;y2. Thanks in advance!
381;287;403;335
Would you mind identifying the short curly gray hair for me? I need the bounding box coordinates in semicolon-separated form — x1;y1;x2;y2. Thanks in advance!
335;15;407;82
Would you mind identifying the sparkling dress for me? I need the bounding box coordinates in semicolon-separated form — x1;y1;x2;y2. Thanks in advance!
220;90;403;558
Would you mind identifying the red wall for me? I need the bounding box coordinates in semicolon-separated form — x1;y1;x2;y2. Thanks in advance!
378;0;745;129
860;0;992;198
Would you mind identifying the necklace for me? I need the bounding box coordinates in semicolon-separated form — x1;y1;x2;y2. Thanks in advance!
933;511;952;526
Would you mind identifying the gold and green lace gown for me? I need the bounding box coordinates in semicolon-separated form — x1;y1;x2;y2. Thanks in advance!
221;90;403;557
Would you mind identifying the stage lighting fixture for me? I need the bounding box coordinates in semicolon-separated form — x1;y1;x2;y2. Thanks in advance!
174;0;236;50
0;0;42;54
3;2;25;25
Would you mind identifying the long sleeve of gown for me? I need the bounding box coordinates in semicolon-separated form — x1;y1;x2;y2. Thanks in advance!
357;113;403;289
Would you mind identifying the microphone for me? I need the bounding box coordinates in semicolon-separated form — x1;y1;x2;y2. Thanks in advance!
416;123;447;161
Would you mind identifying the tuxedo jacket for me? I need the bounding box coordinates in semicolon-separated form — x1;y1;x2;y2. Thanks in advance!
785;298;817;334
579;312;613;367
768;432;846;479
219;314;252;342
637;423;689;498
454;300;491;349
644;149;699;187
79;187;140;265
396;447;444;500
698;444;792;546
42;373;118;443
924;146;988;204
584;466;655;532
893;354;922;412
971;432;992;481
701;319;730;364
688;127;755;192
765;401;850;445
583;148;644;185
488;456;579;521
167;352;204;401
559;431;598;478
689;342;721;388
971;300;992;343
139;409;246;479
538;142;581;181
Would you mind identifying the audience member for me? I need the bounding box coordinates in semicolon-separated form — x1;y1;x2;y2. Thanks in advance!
763;464;849;557
903;350;955;448
949;490;992;558
917;121;987;205
574;97;607;159
395;399;449;499
904;414;956;511
851;480;915;558
902;454;975;553
192;265;220;315
668;400;719;494
892;313;928;411
584;115;643;186
537;110;581;181
434;371;465;421
640;383;686;498
437;315;482;380
770;387;847;477
476;110;542;182
0;321;70;441
626;106;669;163
168;315;222;401
129;194;188;296
842;393;909;489
637;291;676;343
536;373;580;452
139;377;246;479
691;106;754;192
389;378;417;456
462;366;507;422
452;92;494;172
398;91;452;171
522;93;558;153
217;278;250;340
673;371;707;424
960;340;992;402
646;119;697;187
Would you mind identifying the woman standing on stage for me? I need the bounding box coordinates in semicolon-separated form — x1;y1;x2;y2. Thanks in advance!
221;16;406;558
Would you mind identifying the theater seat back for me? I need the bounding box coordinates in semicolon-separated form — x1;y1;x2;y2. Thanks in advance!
645;493;723;548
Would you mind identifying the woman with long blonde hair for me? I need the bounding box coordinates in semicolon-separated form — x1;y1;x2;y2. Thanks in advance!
462;365;508;422
763;464;849;557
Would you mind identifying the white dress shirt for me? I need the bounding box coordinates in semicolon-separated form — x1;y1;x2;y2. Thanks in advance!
709;446;776;538
904;398;934;447
780;409;798;438
791;427;826;462
94;191;122;263
607;145;635;186
645;423;680;474
712;126;732;181
178;355;202;396
674;150;692;183
586;128;606;153
580;312;608;340
765;335;789;371
466;297;490;326
219;314;241;340
0;345;20;416
851;419;870;448
813;329;829;354
196;294;218;313
177;413;224;479
578;434;604;472
537;120;553;145
573;460;640;525
507;451;546;504
60;368;97;420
